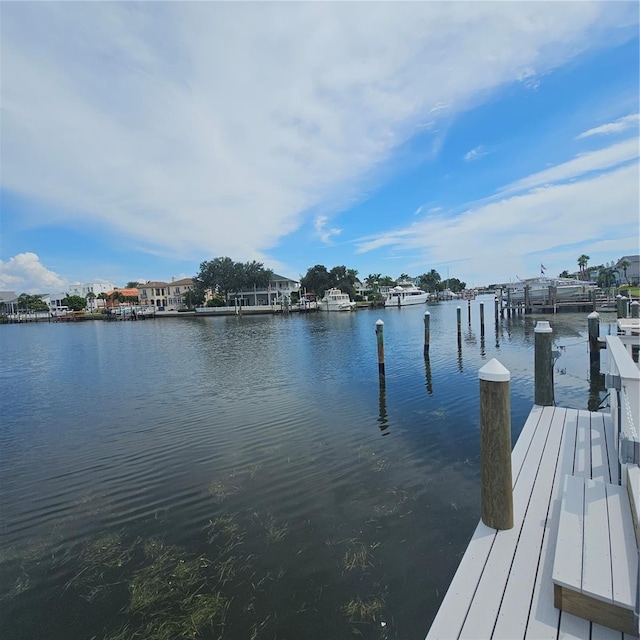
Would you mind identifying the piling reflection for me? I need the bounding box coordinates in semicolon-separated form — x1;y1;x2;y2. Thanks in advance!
378;374;389;433
424;355;433;395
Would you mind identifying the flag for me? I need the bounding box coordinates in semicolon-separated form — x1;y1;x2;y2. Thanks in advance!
540;264;547;274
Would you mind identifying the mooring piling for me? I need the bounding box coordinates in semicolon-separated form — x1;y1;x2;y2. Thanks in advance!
620;296;629;318
479;358;513;530
376;319;385;378
494;297;499;325
534;320;554;406
631;301;639;319
423;311;430;355
456;306;462;339
468;299;471;325
479;302;485;338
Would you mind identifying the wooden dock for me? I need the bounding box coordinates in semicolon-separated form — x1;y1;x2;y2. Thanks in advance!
426;404;639;639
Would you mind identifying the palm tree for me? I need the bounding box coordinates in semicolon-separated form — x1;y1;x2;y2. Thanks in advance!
86;291;96;311
577;255;590;281
365;273;382;290
97;292;108;310
617;259;630;284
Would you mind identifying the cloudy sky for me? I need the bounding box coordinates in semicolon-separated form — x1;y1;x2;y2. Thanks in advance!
1;2;638;293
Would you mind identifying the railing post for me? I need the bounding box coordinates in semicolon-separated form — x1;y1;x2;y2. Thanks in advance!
534;320;554;406
479;359;513;530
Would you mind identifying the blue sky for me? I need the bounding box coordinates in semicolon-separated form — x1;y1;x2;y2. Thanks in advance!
1;2;638;293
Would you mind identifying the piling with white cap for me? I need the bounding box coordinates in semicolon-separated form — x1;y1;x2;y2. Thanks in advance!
479;358;513;530
534;320;554;406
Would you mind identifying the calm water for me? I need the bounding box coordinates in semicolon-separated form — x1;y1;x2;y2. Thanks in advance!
0;300;614;640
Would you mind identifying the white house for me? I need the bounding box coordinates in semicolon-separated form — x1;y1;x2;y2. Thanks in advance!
137;278;195;311
228;273;300;306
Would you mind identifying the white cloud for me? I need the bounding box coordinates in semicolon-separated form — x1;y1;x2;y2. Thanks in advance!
0;253;67;293
501;138;639;194
464;145;488;162
355;160;639;285
314;215;342;244
576;113;640;139
1;2;636;262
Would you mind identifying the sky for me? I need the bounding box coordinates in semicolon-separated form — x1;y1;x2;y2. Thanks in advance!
1;2;639;293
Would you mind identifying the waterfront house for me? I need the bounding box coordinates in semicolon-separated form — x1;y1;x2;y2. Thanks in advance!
68;282;115;310
137;278;195;311
227;273;300;306
105;287;139;309
0;291;18;315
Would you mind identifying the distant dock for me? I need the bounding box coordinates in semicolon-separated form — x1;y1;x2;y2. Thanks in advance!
426;320;640;639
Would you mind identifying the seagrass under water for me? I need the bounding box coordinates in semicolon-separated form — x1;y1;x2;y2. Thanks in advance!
0;301;614;639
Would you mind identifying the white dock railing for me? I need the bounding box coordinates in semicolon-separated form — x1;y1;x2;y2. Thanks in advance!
604;335;640;478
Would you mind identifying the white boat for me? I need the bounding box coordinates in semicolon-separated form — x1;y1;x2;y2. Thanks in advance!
320;288;356;312
384;281;429;307
505;277;597;302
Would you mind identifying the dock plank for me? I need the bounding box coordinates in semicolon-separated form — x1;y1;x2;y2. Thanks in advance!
557;612;592;639
592;411;611;482
606;483;637;610
526;409;580;640
457;406;556;639
552;474;585;591
492;407;567;639
574;411;592;478
582;480;613;602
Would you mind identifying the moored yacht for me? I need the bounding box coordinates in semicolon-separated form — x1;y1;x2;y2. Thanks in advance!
384;280;429;307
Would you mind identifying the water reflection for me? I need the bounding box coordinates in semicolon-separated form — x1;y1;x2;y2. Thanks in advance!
424;355;433;395
378;374;389;433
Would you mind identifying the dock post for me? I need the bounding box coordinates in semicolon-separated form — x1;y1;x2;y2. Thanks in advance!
534;320;554;406
456;306;462;341
588;312;600;353
376;319;385;378
620;296;629;318
479;359;513;530
588;311;601;379
631;301;639;319
524;285;531;314
468;299;471;325
479;302;485;338
616;294;623;318
423;311;430;355
494;297;499;325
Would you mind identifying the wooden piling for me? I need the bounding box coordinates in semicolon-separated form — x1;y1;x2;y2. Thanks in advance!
479;358;513;530
423;311;430;355
631;301;639;319
494;297;499;324
376;319;385;377
468;299;471;325
479;302;485;338
534;320;554;406
616;294;623;318
457;306;461;338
